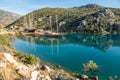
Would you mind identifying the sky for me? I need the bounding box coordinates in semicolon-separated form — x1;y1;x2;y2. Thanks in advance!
0;0;120;15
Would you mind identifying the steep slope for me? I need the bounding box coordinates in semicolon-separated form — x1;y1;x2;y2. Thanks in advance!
73;4;103;9
7;5;101;30
77;8;120;34
7;4;120;34
0;9;21;26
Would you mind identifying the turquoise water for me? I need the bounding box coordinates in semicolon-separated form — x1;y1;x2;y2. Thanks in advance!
12;34;120;79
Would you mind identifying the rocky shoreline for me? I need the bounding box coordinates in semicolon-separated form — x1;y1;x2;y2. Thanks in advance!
0;28;99;80
0;52;100;80
1;32;119;80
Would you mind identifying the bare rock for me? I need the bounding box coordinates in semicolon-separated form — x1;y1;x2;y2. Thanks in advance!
56;75;73;80
81;74;89;80
30;70;39;80
45;75;52;80
89;76;99;80
38;74;51;80
78;20;87;30
103;9;115;18
82;20;87;26
40;65;51;73
0;61;6;68
15;65;29;77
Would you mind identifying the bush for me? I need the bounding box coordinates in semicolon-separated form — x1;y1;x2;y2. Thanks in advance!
17;53;40;65
83;60;99;74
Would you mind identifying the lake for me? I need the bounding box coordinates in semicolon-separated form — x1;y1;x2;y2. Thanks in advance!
12;34;120;80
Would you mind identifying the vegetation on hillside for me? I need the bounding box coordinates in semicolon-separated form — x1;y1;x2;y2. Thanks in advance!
0;35;14;53
7;4;120;34
0;28;40;79
16;53;40;65
0;31;40;65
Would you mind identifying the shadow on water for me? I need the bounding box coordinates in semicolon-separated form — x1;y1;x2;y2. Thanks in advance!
12;33;120;80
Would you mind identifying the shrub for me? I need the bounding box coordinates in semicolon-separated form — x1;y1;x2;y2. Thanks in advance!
83;60;99;75
17;53;40;65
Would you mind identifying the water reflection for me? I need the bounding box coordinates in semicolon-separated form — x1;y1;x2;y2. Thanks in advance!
12;34;120;79
20;34;120;52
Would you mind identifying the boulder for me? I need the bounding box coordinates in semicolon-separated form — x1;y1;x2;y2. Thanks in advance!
37;74;45;80
37;74;51;80
2;53;18;67
45;75;52;80
89;76;99;80
40;65;51;73
56;75;73;80
75;78;80;80
15;65;29;77
81;74;89;80
0;61;6;68
30;70;39;80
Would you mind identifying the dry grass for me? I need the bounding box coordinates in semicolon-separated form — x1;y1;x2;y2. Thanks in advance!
0;54;19;80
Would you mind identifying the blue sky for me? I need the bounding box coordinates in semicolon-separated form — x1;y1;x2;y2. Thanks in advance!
0;0;120;15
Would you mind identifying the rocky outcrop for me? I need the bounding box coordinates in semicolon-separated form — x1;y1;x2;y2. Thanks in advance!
1;53;30;77
0;52;74;80
40;65;51;73
78;20;87;31
80;4;103;9
30;70;39;80
0;51;101;80
77;8;119;34
107;22;120;34
99;9;115;18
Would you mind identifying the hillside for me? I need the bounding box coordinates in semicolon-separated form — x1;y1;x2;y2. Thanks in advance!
7;4;120;34
77;8;120;34
0;9;21;26
73;4;103;9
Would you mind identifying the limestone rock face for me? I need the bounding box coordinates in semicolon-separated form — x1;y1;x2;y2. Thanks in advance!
78;20;87;30
102;9;115;18
97;9;115;18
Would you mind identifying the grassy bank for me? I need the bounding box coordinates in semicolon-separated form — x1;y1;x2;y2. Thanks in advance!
0;30;41;79
0;29;76;80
